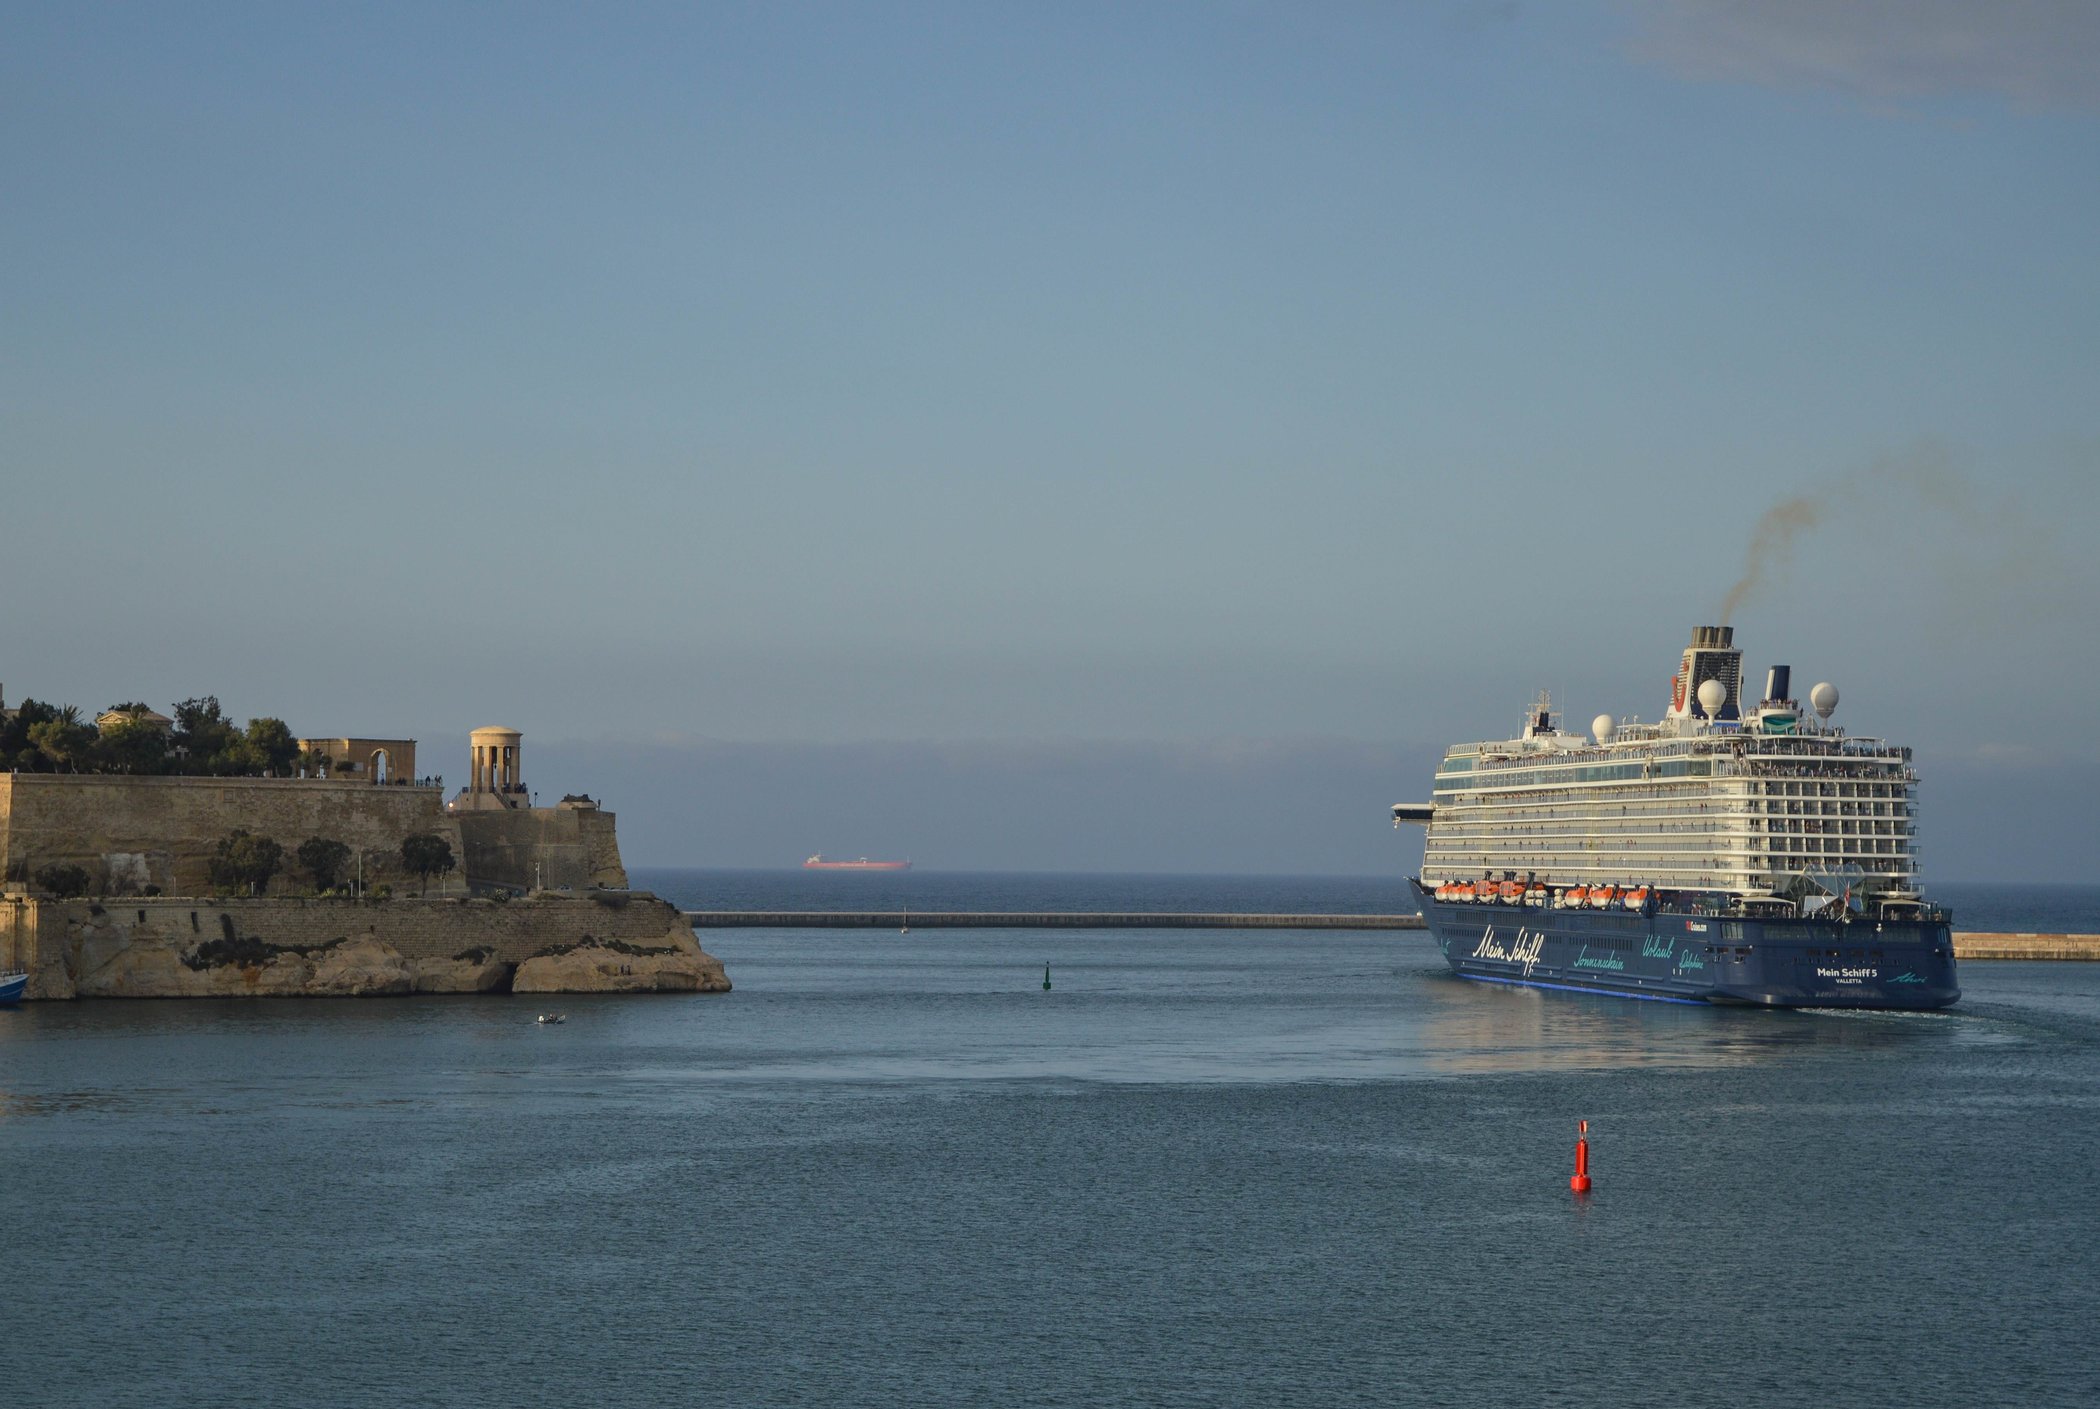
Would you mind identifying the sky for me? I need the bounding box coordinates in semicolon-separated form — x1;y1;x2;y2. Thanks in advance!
5;2;2097;878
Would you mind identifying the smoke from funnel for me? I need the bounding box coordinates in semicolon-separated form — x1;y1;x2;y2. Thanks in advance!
1719;494;1826;624
1714;441;2055;625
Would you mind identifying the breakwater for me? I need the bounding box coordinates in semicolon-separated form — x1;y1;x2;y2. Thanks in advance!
1954;933;2100;960
680;912;2098;958
683;911;1426;930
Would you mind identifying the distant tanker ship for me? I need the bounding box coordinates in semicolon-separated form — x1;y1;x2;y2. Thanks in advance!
804;855;912;871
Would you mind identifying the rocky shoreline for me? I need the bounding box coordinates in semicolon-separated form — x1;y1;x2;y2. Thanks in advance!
4;892;730;999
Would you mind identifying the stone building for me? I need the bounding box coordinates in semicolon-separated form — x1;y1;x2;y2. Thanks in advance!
95;706;174;734
296;736;419;785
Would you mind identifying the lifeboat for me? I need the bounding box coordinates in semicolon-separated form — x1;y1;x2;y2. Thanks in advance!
1563;886;1590;909
1453;881;1476;903
1497;880;1525;904
1434;883;1454;902
1622;886;1652;911
1590;885;1619;910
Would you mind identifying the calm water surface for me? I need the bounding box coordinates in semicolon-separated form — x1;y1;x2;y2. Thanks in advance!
4;873;2098;1407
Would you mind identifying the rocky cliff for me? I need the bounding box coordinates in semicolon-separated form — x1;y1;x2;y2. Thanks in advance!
4;892;728;999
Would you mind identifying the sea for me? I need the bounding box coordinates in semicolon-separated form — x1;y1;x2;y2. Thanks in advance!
4;871;2098;1408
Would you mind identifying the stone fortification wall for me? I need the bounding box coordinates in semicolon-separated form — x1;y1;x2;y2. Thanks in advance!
0;774;463;898
6;891;726;1000
455;806;628;893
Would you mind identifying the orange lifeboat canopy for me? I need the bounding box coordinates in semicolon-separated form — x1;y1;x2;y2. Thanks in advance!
1564;886;1590;908
1623;886;1651;910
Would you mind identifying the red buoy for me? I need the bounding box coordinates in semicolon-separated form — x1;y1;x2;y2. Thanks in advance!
1570;1119;1592;1193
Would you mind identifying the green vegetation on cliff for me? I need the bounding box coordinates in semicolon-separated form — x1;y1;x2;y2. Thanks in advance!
208;829;285;896
33;862;92;898
297;836;353;891
400;833;457;895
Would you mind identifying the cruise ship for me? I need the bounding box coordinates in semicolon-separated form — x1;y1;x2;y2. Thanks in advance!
1393;626;1958;1008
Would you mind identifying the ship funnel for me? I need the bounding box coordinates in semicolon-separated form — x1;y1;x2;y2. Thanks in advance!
1765;665;1791;703
1668;626;1745;723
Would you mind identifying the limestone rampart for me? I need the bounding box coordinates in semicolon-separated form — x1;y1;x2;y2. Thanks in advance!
4;891;726;999
0;773;463;897
455;806;628;893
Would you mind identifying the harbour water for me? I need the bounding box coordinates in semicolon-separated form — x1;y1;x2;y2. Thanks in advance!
4;872;2098;1407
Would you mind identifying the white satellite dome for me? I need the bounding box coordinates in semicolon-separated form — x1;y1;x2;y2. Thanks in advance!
1810;682;1839;720
1697;679;1727;716
1592;713;1615;744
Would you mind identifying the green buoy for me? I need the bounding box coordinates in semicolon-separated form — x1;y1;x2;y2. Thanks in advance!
1043;964;1052;991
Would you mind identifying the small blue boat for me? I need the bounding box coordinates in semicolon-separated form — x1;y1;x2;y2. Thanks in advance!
0;972;26;1006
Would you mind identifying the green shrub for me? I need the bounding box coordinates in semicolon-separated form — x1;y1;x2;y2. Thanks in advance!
34;862;92;899
207;829;284;895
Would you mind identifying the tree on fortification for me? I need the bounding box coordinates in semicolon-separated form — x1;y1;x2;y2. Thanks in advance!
399;834;457;896
172;697;238;764
28;715;96;772
208;829;284;896
297;836;353;893
0;697;57;768
34;863;92;899
95;714;170;774
241;717;299;776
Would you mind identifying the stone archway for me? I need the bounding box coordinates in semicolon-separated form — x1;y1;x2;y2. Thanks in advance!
369;748;392;784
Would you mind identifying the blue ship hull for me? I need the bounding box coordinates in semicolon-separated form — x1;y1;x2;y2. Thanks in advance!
0;972;26;1006
1410;881;1959;1009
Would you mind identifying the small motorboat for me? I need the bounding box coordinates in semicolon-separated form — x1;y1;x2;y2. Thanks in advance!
0;971;26;1007
535;1013;566;1025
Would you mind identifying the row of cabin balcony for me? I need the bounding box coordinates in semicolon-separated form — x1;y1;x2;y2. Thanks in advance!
1427;806;1915;827
1428;842;1913;863
1427;840;1916;864
1429;820;1912;843
1431;786;1913;810
1430;825;1914;847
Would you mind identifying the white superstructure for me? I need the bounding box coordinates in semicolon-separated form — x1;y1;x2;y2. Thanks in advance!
1397;627;1920;903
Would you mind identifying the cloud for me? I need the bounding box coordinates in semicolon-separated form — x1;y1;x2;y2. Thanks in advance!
1619;0;2100;111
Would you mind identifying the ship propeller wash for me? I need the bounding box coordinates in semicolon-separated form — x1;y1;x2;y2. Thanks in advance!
1394;626;1958;1008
